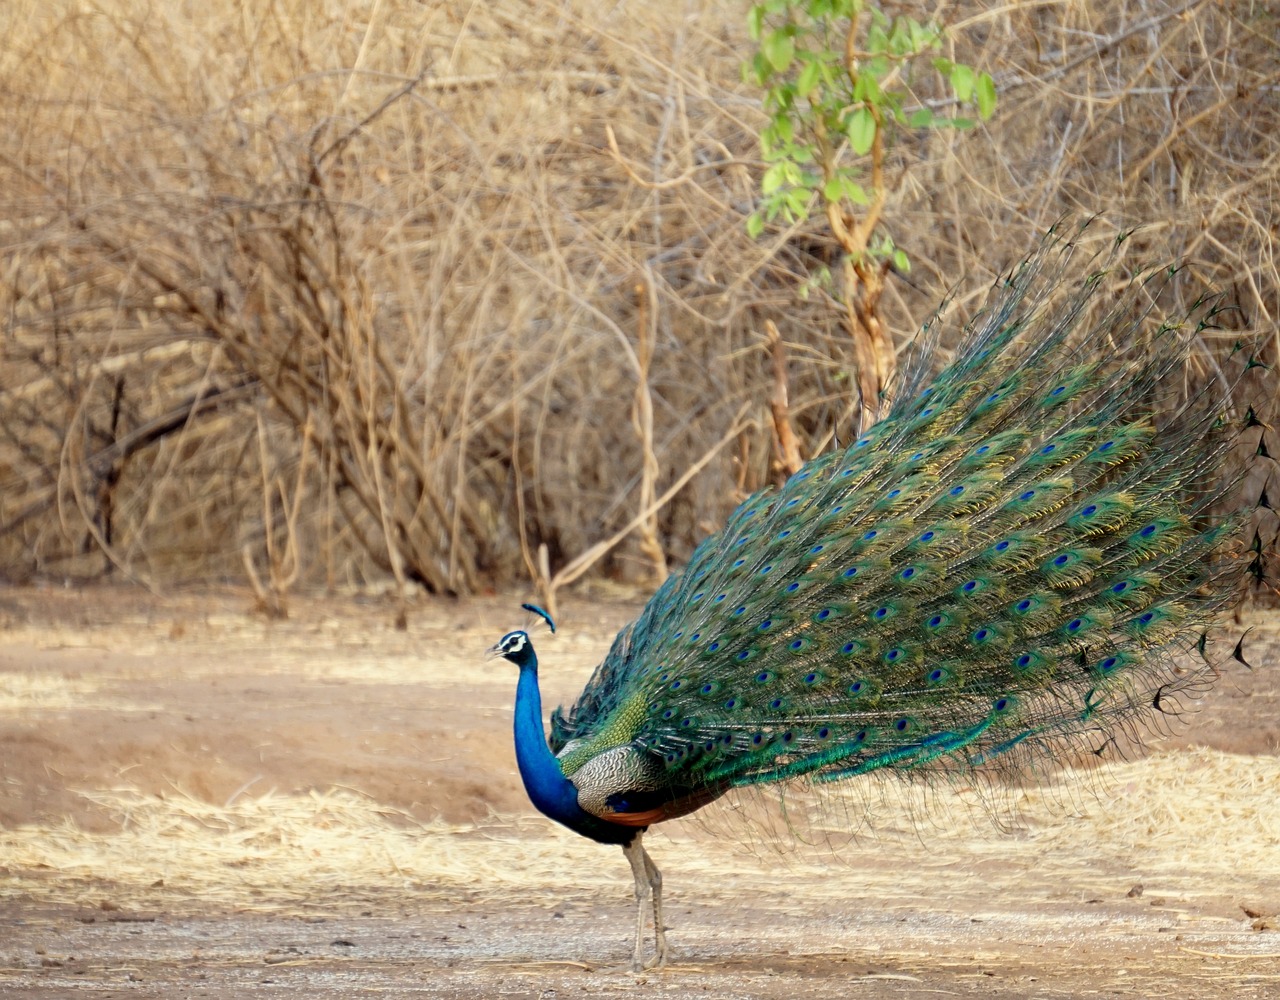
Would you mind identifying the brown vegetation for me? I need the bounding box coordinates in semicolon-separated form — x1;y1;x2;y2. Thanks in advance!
1;0;1276;601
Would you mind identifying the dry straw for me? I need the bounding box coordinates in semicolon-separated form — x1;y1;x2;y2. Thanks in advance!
1;750;1276;917
0;0;1275;598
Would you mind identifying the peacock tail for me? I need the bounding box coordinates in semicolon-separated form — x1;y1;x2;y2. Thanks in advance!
548;224;1252;803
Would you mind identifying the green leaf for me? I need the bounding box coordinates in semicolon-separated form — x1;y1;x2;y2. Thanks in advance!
761;162;788;195
976;72;997;119
747;5;765;41
950;63;975;103
892;248;911;272
797;58;821;97
908;107;934;128
950;116;976;130
847;107;876;155
763;30;795;73
747;212;765;239
844;179;869;205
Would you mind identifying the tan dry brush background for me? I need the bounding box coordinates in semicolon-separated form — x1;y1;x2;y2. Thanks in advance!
1;0;1277;600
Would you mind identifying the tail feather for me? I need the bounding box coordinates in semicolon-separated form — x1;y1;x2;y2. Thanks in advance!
551;222;1252;799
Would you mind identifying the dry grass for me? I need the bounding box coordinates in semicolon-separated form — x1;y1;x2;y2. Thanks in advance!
1;750;1275;918
0;0;1276;595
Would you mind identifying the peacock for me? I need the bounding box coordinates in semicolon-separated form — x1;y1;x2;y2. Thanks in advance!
491;223;1258;972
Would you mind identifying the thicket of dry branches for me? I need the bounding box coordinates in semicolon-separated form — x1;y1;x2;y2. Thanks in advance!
1;0;1276;604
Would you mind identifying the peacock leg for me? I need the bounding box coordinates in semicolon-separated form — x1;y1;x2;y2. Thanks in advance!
640;842;667;969
621;836;651;972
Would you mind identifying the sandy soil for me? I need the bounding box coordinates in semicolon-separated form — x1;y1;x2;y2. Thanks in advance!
1;585;1278;999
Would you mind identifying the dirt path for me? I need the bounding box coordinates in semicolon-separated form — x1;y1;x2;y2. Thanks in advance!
1;586;1278;998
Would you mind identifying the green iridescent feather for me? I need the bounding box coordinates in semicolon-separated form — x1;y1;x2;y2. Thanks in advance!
549;222;1251;799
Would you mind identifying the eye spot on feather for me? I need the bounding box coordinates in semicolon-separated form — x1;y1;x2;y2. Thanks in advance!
692;592;704;601
756;671;772;683
785;582;800;593
714;594;727;603
848;679;865;694
689;633;701;642
863;529;878;540
1050;385;1066;397
1099;657;1119;673
842;643;859;656
927;615;944;628
873;606;890;619
803;672;819;684
759;564;773;575
1112;581;1129;594
701;683;714;694
1041;443;1056;455
1067;618;1083;632
1081;504;1098;516
790;639;806;652
976;445;990;455
770;699;785;710
1138;611;1155;624
758;619;774;632
921;408;934;417
733;606;747;616
810;544;825;554
894;717;912;733
843;566;859;578
736;650;751;660
817;727;830;739
920;530;935;542
785;498;800;507
911;451;924;461
1016;599;1033;612
1016;653;1034;669
1054;554;1070;566
1019;490;1036;501
1098;440;1115;451
973;628;991;642
670;680;682;690
885;648;901;662
816;608;833;621
1140;524;1157;537
949;485;965;497
995;540;1011;551
779;529;792;539
752;733;765;745
732;559;745;568
900;566;916;580
962;580;978;593
662;709;676;720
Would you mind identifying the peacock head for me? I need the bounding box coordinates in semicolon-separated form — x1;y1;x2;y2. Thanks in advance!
492;604;556;669
493;629;536;668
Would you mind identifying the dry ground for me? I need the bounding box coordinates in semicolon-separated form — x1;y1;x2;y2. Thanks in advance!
1;585;1278;999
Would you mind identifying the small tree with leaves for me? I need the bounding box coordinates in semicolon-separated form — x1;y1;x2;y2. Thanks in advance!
746;0;995;432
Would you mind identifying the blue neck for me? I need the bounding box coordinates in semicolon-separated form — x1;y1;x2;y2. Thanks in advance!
513;657;634;845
